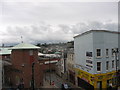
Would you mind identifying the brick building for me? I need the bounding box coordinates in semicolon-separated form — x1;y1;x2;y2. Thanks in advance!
10;43;43;88
38;54;60;81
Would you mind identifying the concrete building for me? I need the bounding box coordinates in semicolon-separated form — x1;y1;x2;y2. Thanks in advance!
38;55;60;85
0;47;12;88
0;48;11;60
38;54;60;72
61;50;68;78
0;60;2;90
66;48;75;84
74;30;119;89
56;41;74;79
9;43;43;88
55;49;67;78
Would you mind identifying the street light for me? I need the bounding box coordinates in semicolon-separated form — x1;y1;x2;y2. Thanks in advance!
32;62;35;90
113;48;119;88
49;57;51;85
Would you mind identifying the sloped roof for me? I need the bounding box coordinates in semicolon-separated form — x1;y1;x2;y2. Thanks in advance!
11;43;40;50
38;53;44;56
54;52;61;54
0;48;11;55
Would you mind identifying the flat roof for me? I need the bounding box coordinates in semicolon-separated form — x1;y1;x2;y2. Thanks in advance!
74;30;120;38
11;43;40;50
0;48;11;55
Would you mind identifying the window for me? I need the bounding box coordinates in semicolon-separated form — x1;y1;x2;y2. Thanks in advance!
97;62;101;71
86;64;93;68
106;49;109;57
96;49;101;57
106;61;109;70
86;60;92;64
29;50;33;55
112;60;114;68
111;49;114;56
86;52;92;57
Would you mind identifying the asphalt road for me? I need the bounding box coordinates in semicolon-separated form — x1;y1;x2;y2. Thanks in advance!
45;72;63;88
45;72;81;89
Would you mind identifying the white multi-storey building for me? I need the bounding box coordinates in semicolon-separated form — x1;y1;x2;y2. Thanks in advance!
74;30;119;89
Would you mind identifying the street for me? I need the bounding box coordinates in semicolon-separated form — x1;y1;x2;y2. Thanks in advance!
45;72;82;89
45;72;63;88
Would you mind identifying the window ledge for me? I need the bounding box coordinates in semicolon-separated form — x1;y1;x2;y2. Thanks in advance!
96;71;102;74
97;71;101;73
96;56;102;59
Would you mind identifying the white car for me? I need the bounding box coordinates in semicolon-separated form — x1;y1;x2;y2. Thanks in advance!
64;83;69;89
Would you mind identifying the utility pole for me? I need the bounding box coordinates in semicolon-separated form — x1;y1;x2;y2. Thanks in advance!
32;62;35;90
49;57;51;85
113;48;119;89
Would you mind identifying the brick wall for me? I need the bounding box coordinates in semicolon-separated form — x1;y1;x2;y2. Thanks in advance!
10;49;43;88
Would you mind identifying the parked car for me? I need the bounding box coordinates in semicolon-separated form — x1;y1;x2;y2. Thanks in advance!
61;83;71;90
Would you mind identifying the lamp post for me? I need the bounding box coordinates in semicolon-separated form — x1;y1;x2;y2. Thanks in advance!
49;57;51;85
113;48;119;89
32;62;35;90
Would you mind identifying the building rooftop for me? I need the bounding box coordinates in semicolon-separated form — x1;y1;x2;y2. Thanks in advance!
11;43;40;50
0;48;11;55
74;30;120;38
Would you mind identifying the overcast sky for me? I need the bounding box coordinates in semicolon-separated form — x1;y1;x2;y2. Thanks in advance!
0;0;119;45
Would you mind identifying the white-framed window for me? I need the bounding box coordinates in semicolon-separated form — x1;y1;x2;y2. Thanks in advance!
97;62;101;72
106;61;109;70
112;60;114;68
96;49;101;57
86;52;92;57
106;49;109;57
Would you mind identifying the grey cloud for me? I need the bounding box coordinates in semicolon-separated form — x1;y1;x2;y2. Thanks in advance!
88;21;103;30
58;24;72;33
103;23;118;31
71;21;118;34
2;2;117;25
71;22;89;34
1;21;118;45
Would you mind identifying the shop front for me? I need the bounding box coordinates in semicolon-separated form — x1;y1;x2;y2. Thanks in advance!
76;68;117;89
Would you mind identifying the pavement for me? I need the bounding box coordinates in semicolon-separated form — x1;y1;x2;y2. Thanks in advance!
2;72;82;89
